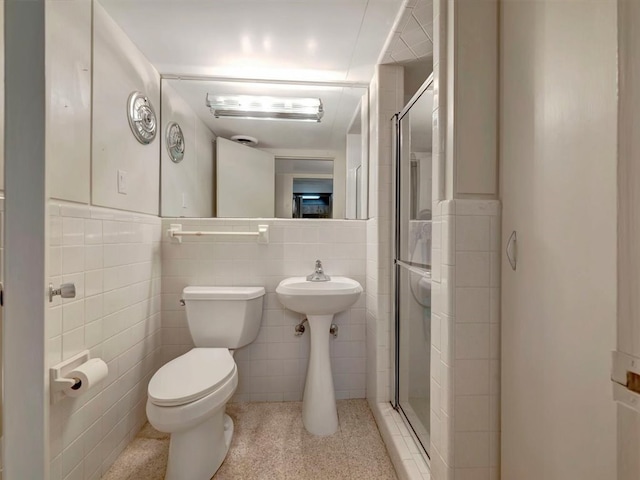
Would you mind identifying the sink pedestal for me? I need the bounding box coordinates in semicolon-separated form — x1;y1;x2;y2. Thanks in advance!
275;275;363;436
302;314;338;436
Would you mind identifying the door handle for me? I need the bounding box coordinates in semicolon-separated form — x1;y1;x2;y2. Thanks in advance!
506;231;517;271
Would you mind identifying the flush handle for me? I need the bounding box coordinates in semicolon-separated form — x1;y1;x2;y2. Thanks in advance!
49;283;76;303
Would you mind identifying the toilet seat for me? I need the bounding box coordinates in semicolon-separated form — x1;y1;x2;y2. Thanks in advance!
148;348;235;407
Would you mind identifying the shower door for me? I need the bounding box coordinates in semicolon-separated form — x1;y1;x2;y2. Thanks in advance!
393;75;434;456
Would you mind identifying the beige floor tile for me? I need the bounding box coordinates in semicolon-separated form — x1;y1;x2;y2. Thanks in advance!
102;400;399;480
101;437;168;480
344;435;398;480
138;422;170;441
337;398;381;438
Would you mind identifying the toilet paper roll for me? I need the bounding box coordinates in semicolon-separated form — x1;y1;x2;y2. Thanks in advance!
65;358;109;397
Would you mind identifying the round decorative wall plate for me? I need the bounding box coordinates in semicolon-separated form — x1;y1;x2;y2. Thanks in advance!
165;122;185;163
127;91;157;144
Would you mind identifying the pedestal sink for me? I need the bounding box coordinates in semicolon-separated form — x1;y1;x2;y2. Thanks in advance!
276;276;363;435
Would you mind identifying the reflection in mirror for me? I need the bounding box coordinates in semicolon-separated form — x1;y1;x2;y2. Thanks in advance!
399;82;433;268
160;78;368;219
275;159;334;218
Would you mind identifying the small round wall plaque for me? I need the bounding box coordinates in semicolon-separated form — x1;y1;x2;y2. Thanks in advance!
165;122;185;163
127;91;157;144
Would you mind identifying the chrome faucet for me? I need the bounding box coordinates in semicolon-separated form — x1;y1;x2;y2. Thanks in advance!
307;259;331;282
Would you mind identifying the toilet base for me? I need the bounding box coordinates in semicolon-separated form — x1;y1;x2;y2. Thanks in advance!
165;411;234;480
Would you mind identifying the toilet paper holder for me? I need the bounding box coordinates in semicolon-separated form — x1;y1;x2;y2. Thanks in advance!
50;350;91;403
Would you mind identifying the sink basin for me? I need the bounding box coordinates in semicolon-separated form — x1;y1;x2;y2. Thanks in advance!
276;275;363;436
275;276;363;315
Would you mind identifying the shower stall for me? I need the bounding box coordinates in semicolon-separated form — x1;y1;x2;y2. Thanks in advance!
393;74;434;457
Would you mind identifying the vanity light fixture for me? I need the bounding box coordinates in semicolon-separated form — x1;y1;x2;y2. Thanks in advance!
206;94;324;122
301;195;321;200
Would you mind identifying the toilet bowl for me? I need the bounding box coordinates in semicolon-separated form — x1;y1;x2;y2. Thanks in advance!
145;286;265;480
146;349;238;479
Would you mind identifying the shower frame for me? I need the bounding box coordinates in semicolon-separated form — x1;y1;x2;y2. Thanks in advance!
392;73;434;460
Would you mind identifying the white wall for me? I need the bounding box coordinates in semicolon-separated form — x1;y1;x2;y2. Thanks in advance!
46;0;91;204
161;82;215;218
365;65;404;411
92;1;160;216
48;203;162;480
0;0;5;191
160;218;366;401
194;121;215;217
448;0;498;198
274;174;291;218
332;149;346;219
44;3;168;479
500;1;617;479
345;133;362;219
217;138;275;218
617;0;640;477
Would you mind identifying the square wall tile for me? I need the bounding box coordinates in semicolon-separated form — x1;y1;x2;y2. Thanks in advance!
454;395;490;432
455;252;490;287
455;216;491;252
454;432;489;468
455;323;490;360
456;288;490;323
455;359;489;396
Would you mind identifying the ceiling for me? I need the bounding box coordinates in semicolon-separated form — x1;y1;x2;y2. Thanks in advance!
98;0;434;152
381;0;434;65
98;0;406;83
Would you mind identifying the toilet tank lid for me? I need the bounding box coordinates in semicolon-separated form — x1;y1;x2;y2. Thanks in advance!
183;286;265;300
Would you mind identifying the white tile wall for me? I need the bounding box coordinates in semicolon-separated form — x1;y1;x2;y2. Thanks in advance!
372;402;431;480
430;199;501;480
160;218;367;402
48;202;162;480
366;61;431;479
370;9;437;476
365;64;404;407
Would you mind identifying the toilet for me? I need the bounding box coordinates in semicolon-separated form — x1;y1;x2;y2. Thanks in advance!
146;286;265;480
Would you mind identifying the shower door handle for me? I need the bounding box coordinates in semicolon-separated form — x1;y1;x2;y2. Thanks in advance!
506;231;517;271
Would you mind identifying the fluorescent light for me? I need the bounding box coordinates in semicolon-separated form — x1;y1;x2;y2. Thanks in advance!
301;195;320;200
206;94;323;122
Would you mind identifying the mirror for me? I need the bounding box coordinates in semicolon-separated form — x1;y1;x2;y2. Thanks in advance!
160;78;368;219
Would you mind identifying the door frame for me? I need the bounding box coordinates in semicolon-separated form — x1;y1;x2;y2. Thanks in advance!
3;0;49;477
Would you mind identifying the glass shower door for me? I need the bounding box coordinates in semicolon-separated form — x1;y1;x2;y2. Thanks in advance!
394;76;434;456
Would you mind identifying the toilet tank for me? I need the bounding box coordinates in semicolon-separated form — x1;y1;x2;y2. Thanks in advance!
182;286;265;348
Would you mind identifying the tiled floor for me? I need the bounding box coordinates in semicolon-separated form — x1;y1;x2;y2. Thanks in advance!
102;399;398;480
